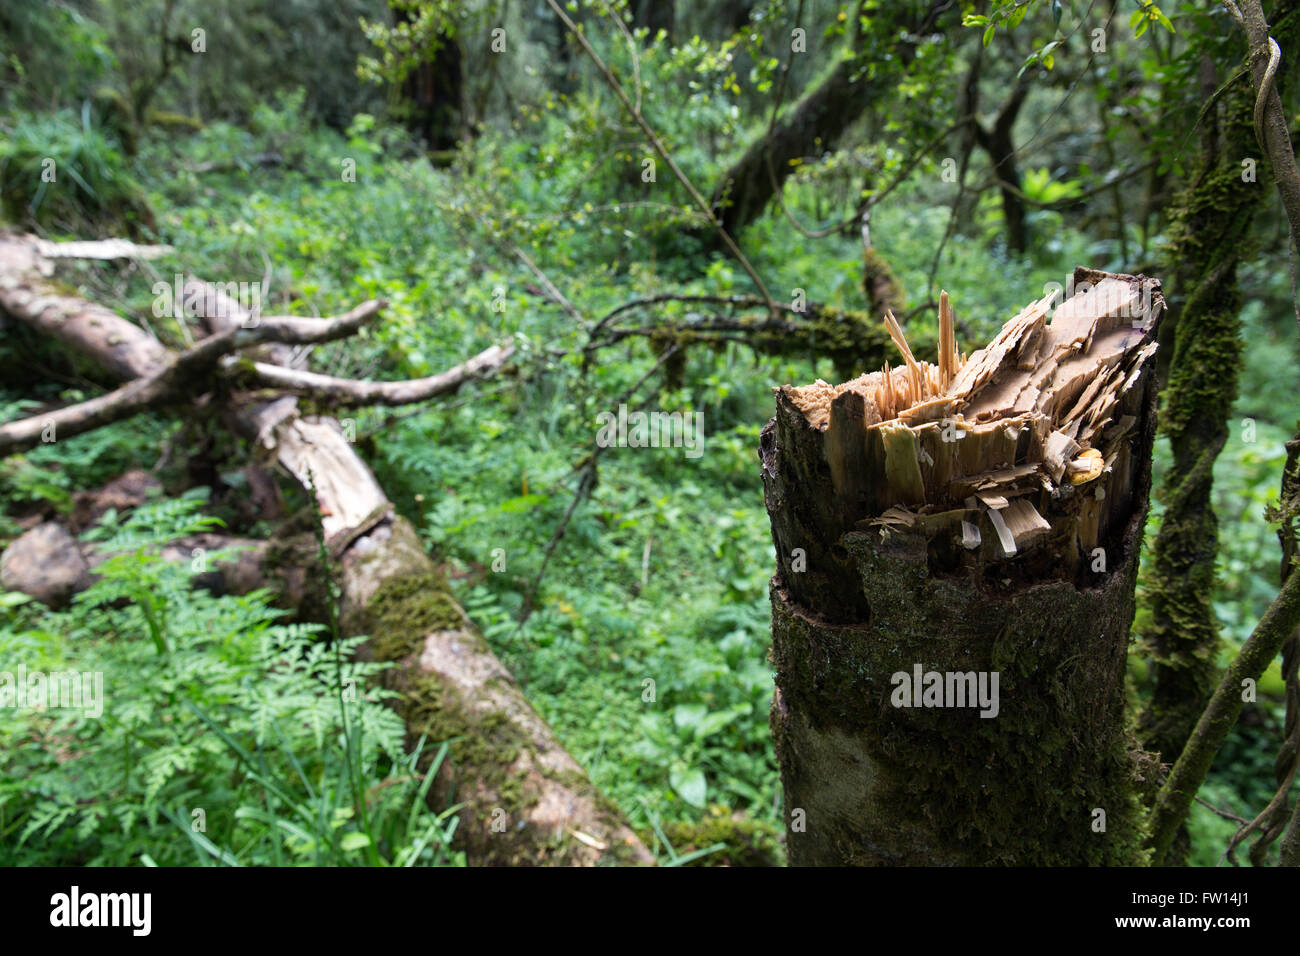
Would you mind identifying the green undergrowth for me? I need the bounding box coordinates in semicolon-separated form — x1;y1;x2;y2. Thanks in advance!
0;493;464;866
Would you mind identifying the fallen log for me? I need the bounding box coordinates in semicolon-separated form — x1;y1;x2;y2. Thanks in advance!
761;268;1164;864
0;234;651;865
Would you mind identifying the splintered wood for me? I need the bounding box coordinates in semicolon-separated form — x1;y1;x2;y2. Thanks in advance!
781;271;1162;562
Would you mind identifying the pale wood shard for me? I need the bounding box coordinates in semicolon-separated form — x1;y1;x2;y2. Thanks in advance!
986;504;1019;556
826;389;871;509
868;505;917;529
938;291;955;391
946;293;1053;405
879;420;927;507
1043;430;1081;483
784;374;882;432
1001;498;1052;548
779;269;1163;563
896;394;954;426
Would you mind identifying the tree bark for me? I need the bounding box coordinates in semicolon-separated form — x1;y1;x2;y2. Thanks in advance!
972;78;1030;255
760;269;1163;864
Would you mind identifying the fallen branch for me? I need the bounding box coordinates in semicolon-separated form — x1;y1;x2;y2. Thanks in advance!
0;301;387;457
0;232;650;865
245;342;515;407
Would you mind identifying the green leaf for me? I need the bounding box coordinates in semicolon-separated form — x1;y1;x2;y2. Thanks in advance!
341;832;371;852
694;708;740;740
669;765;708;808
672;703;707;733
983;23;996;47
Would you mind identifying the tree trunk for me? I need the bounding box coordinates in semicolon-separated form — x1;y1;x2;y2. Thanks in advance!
706;2;943;239
394;7;464;155
972;79;1030;255
760;270;1163;864
185;284;652;866
1141;13;1300;773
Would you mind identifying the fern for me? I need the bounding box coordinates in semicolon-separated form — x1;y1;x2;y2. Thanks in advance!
0;488;463;866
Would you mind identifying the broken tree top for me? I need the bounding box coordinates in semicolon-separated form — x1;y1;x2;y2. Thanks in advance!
780;269;1163;559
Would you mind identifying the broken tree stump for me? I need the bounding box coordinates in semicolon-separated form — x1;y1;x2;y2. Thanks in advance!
760;268;1164;865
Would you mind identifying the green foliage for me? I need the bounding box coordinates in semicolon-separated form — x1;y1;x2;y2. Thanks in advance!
0;494;463;866
0;107;151;232
0;396;174;529
0;3;116;111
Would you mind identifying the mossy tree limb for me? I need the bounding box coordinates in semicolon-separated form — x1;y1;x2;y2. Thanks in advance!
1147;558;1300;863
705;1;947;239
340;517;654;866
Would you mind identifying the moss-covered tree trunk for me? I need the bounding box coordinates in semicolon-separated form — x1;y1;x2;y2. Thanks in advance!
339;517;654;866
1141;5;1300;793
761;270;1163;864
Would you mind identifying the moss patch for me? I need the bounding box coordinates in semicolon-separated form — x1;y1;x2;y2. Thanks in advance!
659;804;784;866
361;571;464;662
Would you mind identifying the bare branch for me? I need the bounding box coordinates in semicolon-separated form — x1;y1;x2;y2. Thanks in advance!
34;238;175;261
0;305;385;457
234;300;385;346
1223;0;1300;337
244;342;515;407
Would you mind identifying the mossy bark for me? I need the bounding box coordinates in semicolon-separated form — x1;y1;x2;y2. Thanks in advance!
705;3;941;239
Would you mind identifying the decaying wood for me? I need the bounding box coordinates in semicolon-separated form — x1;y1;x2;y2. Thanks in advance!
780;270;1161;566
0;232;649;866
761;268;1164;864
0;233;171;380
